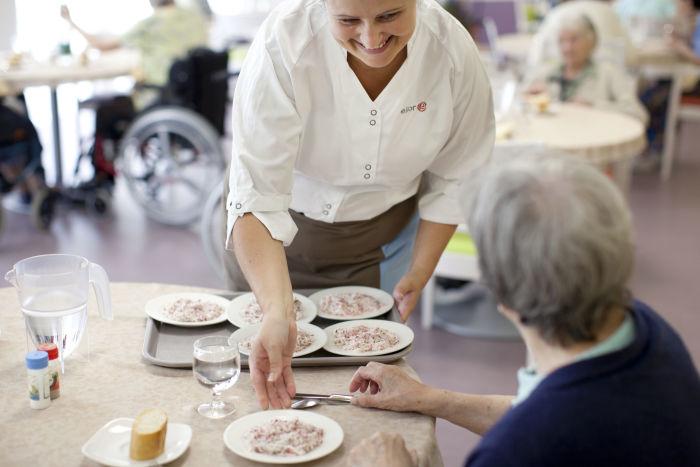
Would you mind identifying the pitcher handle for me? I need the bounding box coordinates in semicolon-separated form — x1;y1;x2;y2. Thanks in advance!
89;263;112;320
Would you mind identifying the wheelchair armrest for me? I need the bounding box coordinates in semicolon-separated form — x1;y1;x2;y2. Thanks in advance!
133;82;166;93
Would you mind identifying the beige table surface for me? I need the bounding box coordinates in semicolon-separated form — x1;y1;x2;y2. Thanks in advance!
497;102;646;164
0;282;442;467
0;49;140;95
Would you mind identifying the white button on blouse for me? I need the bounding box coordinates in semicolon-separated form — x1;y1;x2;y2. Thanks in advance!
226;0;495;247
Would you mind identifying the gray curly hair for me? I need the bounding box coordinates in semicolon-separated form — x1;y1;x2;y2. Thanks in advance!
467;153;634;346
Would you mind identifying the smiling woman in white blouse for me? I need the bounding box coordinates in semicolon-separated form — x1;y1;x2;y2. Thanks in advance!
224;0;494;410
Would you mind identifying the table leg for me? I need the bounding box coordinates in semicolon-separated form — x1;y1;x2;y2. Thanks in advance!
50;86;63;188
661;71;684;181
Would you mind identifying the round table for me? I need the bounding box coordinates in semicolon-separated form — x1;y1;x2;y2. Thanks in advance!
497;103;647;191
0;50;141;187
0;282;442;467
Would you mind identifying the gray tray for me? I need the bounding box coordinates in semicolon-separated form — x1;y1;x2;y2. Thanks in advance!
142;291;412;368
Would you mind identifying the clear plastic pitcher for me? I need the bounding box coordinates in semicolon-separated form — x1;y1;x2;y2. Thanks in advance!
5;254;112;369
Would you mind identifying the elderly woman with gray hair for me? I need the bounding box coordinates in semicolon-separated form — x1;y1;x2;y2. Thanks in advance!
525;13;649;125
344;154;700;467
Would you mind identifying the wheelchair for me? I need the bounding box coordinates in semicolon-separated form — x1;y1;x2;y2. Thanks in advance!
0;97;56;233
76;47;231;226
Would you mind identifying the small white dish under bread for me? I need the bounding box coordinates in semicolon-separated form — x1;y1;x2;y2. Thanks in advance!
81;416;191;466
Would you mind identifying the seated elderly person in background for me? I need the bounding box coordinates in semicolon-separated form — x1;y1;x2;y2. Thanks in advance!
345;153;700;467
529;0;637;67
61;0;209;87
526;13;649;124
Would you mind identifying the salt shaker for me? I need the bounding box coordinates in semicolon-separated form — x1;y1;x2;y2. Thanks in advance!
26;351;51;410
36;343;60;399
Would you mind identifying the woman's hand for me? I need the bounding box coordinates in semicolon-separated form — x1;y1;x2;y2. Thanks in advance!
250;316;296;409
346;432;418;467
349;362;429;412
393;269;428;322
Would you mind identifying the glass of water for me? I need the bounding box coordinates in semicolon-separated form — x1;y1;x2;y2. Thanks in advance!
192;335;241;418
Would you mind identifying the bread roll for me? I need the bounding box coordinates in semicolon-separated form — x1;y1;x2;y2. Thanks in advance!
129;408;168;460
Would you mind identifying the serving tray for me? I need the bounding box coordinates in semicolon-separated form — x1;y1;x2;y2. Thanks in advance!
142;291;412;368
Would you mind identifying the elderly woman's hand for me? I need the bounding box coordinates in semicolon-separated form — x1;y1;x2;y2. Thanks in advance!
525;81;548;95
346;432;418;467
250;316;296;409
569;96;592;106
670;37;697;61
349;362;429;412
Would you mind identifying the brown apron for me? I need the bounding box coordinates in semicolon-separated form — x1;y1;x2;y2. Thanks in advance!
222;167;416;291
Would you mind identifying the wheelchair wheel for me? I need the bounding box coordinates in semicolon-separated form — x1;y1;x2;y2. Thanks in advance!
199;180;226;283
86;189;111;215
118;107;226;226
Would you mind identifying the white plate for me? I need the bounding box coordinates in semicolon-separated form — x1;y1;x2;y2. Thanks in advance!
226;292;317;328
229;322;327;358
308;286;394;320
144;292;230;327
223;410;343;464
81;418;192;467
323;319;414;357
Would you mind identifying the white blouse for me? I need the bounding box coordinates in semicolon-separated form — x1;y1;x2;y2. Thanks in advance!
226;0;495;247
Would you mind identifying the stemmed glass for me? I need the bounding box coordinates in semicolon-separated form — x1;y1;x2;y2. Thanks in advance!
192;335;240;418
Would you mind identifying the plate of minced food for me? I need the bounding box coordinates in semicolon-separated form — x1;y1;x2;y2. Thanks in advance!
308;286;394;320
223;410;343;464
144;293;230;327
322;319;414;357
229;322;327;358
227;292;317;328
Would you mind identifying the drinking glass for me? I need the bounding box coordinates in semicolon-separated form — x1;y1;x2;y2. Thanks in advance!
192;336;240;418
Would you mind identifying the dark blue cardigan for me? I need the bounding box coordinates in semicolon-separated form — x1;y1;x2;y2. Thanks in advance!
466;301;700;467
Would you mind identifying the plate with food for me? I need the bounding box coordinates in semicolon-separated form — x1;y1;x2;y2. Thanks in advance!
229;322;327;358
144;293;230;327
226;292;317;328
308;286;394;321
322;319;414;357
81;409;191;467
223;409;343;464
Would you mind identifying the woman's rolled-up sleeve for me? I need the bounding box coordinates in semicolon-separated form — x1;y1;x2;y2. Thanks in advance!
225;24;302;248
419;43;495;225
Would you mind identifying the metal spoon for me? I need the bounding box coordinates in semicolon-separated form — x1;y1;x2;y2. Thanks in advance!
291;399;320;410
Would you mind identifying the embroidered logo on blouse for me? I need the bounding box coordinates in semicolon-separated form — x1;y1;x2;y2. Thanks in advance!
401;101;428;114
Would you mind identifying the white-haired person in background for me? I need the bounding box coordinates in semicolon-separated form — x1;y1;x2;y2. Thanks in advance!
525;13;649;124
344;153;700;467
528;0;637;66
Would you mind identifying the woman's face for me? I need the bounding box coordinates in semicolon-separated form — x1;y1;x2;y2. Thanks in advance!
558;27;595;69
325;0;417;69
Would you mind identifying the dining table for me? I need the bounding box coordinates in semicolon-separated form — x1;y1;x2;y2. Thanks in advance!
0;282;443;467
496;102;647;193
0;49;141;187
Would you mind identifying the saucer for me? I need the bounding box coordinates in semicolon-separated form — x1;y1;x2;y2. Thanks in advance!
82;418;191;466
